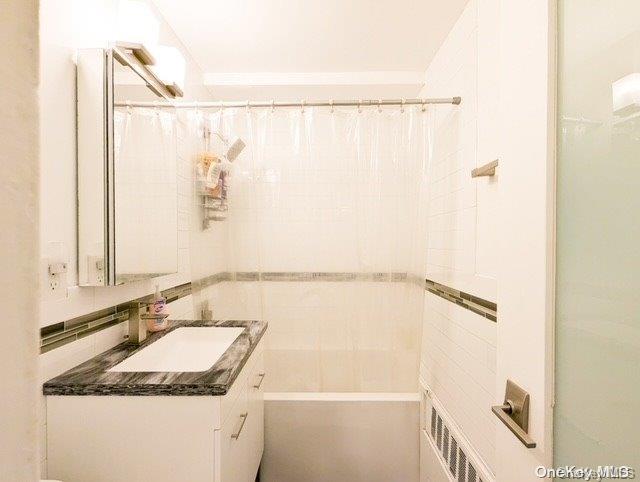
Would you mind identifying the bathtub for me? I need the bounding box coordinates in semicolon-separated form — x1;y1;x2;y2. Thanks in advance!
260;392;420;482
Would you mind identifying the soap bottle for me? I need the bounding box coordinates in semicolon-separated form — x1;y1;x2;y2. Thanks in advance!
146;285;169;332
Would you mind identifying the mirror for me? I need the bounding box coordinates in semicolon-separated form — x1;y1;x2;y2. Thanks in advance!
77;47;178;286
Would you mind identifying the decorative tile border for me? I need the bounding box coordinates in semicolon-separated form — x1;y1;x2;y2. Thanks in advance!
40;282;192;354
41;272;497;354
425;279;497;322
196;271;412;285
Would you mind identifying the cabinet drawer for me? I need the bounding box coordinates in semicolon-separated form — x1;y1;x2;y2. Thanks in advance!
220;388;249;482
220;341;265;427
246;349;265;478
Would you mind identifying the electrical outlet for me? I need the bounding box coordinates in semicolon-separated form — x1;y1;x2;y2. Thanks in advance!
43;256;69;300
88;256;105;285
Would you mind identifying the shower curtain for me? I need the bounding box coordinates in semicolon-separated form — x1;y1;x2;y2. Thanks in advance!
191;105;433;393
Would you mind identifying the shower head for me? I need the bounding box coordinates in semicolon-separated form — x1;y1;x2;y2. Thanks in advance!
225;136;245;162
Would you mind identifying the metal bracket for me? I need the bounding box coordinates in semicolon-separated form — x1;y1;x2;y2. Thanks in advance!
471;159;499;178
492;379;536;448
113;41;156;65
201;300;213;320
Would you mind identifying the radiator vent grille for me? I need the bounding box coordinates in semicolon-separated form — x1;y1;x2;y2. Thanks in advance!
458;450;467;482
427;400;482;482
449;437;458;477
443;427;450;461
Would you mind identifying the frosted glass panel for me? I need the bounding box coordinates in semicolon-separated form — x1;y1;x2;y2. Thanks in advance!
556;0;640;468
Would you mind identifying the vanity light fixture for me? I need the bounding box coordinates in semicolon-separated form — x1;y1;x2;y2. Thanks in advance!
152;45;186;98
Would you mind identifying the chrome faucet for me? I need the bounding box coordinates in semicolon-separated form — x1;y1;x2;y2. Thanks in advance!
127;301;168;345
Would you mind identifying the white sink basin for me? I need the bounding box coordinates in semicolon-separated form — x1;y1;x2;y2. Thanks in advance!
109;327;244;373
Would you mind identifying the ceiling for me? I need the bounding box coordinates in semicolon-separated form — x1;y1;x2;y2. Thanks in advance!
152;0;469;99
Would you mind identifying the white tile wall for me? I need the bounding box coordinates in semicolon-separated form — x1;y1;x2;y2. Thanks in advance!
419;0;499;472
420;291;497;471
420;0;498;303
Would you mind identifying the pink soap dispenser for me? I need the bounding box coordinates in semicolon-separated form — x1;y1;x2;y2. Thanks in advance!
146;285;169;332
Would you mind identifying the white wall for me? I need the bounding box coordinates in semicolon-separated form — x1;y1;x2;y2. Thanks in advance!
0;1;40;480
37;1;223;476
419;0;499;473
38;0;218;329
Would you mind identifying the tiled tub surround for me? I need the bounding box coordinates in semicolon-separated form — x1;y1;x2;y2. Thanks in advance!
40;273;417;354
43;319;267;396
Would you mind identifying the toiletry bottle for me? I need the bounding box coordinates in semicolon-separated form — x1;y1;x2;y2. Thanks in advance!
147;285;169;332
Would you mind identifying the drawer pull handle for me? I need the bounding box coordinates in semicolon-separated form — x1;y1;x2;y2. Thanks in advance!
253;373;266;389
231;413;248;440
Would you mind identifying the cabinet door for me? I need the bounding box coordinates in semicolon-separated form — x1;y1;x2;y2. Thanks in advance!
220;389;249;482
246;351;265;479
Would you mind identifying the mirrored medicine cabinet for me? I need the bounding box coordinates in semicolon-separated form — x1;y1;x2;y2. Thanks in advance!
77;46;179;286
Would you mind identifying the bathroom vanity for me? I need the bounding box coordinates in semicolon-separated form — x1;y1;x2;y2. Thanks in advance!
43;320;267;482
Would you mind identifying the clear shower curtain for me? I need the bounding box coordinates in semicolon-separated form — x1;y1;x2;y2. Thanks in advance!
194;105;432;393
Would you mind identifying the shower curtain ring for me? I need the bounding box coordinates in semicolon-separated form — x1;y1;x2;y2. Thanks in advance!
421;99;426;112
378;99;382;113
401;98;405;113
301;100;306;114
358;100;362;114
246;100;250;114
271;100;275;113
330;100;334;114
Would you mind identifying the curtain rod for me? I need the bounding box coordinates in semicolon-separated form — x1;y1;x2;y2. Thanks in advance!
115;97;462;109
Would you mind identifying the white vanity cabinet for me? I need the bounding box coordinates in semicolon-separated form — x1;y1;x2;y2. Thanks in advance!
46;340;265;482
218;348;265;482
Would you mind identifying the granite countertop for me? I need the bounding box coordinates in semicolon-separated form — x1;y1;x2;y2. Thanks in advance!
43;319;267;396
